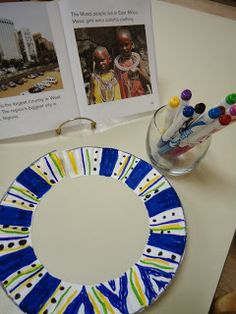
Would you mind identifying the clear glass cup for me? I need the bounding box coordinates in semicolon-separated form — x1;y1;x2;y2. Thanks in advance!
146;106;211;176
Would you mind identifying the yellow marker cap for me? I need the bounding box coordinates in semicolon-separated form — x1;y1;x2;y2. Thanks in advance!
168;96;180;108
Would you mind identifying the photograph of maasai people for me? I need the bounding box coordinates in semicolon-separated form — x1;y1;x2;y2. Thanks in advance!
74;25;152;105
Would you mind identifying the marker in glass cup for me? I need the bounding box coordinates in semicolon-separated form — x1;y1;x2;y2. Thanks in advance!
179;113;232;147
174;89;192;119
159;106;221;155
178;106;222;142
169;114;232;158
189;106;222;126
218;106;226;115
220;93;236;108
194;102;206;115
186;102;206;126
162;96;180;133
158;105;194;147
227;104;236;121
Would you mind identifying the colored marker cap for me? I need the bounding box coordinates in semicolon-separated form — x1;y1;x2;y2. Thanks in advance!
183;105;194;117
168;96;180;108
208;107;221;119
181;89;192;101
226;93;236;105
229;104;236;116
194;103;206;114
218;106;226;115
219;114;231;125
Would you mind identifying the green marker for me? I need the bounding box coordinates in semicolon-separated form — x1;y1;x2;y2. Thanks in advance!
225;93;236;105
221;93;236;107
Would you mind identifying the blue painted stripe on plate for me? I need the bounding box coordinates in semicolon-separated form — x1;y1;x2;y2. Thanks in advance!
44;157;58;183
148;233;186;255
63;286;95;314
8;192;38;204
99;148;118;177
145;187;182;217
9;266;44;293
125;160;152;190
150;218;185;227
0;246;37;281
0;236;28;241
142;254;179;264
138;175;163;196
97;274;129;313
118;155;131;180
0;205;32;227
81;148;86;175
136;264;174;305
16;167;51;198
19;272;61;314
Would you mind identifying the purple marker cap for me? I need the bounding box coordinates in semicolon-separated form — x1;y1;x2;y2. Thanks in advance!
181;89;192;101
229;104;236;116
183;105;194;117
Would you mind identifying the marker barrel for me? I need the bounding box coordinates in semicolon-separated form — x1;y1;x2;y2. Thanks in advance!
159;105;194;146
162;96;180;133
174;89;192;120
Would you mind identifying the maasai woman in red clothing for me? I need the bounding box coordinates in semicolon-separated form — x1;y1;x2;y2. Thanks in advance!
114;28;150;99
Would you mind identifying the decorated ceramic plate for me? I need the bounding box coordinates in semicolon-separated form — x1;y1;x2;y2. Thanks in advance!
0;147;186;314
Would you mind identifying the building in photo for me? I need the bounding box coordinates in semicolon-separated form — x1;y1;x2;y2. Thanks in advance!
0;18;22;61
18;27;38;62
33;32;56;63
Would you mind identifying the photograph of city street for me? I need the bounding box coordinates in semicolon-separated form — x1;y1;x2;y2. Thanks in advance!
0;3;63;99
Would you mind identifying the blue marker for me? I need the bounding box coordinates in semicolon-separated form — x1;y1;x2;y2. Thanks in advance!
158;105;194;147
185;102;206;127
159;106;221;155
190;106;222;125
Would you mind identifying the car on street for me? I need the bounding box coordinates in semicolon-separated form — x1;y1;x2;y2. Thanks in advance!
0;84;8;91
27;74;37;79
15;78;24;85
33;83;45;90
28;86;43;93
41;80;51;88
46;76;58;84
8;81;17;87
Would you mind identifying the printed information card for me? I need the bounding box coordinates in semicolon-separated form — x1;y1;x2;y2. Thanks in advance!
0;0;159;139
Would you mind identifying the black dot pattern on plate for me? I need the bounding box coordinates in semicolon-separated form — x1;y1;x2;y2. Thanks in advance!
19;240;27;246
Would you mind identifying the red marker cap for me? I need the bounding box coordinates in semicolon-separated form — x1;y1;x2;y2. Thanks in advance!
219;114;231;126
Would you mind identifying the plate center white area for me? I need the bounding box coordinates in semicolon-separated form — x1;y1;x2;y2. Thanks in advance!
32;175;149;285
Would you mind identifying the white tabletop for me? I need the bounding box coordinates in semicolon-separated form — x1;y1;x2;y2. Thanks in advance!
0;1;236;313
